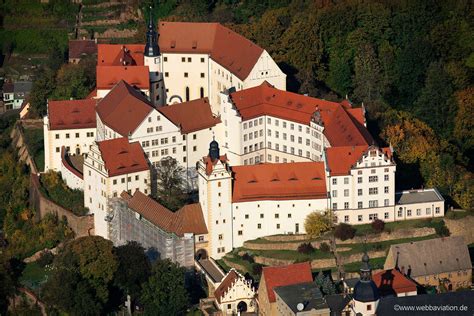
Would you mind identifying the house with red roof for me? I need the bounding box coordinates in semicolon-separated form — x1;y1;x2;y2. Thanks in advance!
83;137;151;238
218;81;372;167
43;98;98;172
212;268;256;314
258;262;313;316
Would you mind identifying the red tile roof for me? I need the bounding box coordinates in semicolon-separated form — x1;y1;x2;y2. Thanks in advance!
69;39;97;59
97;44;144;66
96;80;154;137
230;82;372;147
262;262;313;303
373;269;417;295
325;145;368;176
96;65;149;90
121;190;208;236
97;137;149;177
231;162;327;203
158;22;264;80
48;99;97;130
159;98;221;133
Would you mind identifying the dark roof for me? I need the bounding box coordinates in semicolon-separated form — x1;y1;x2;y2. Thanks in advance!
13;81;32;93
376;291;474;316
353;279;380;303
344;278;359;289
121;190;208;236
96;80;154;136
395;188;444;205
325;294;351;316
3;82;14;93
385;236;472;278
274;282;329;313
69;39;97;59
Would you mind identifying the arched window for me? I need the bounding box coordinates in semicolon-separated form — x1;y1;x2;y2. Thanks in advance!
185;87;190;101
200;87;204;98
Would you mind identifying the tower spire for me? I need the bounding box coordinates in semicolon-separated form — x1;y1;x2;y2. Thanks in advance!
145;6;160;57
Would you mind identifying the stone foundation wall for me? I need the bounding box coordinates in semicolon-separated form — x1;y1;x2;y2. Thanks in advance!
29;174;94;238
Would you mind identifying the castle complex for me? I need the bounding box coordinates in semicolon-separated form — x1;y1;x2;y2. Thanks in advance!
43;15;445;262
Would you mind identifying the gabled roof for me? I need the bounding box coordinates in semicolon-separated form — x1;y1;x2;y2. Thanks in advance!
385;236;472;278
96;80;154;137
325;145;368;176
48;99;97;130
261;262;313;303
96;65;149;90
69;39;97;59
120;190;208;236
97;137;149;177
159;98;221;133
214;269;251;304
202;154;229;176
231;162;327;203
373;269;418;296
97;44;145;66
158;22;264;80
229;82;372;146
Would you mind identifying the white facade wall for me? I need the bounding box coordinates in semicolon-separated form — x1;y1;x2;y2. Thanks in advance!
198;159;233;259
353;299;378;316
43;116;96;172
232;199;328;248
84;142;150;239
160;50;285;114
218;276;256;314
243;50;286;92
60;158;84;191
162;53;210;104
394;194;445;221
329;148;397;225
219;93;325;166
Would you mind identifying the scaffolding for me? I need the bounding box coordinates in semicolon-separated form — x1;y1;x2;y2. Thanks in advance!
107;197;195;267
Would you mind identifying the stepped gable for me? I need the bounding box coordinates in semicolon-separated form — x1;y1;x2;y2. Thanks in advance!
231;162;327;203
96;80;154;137
120;190;207;236
48;99;97;130
159;97;221;133
158;22;263;80
97;137;149;177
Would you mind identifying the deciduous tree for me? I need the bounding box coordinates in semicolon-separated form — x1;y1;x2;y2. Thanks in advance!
304;211;331;238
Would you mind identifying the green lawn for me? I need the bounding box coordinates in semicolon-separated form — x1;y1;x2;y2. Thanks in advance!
22;128;45;171
354;218;442;236
20;262;50;293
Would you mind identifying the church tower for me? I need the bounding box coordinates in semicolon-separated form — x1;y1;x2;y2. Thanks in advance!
353;252;380;315
144;7;165;107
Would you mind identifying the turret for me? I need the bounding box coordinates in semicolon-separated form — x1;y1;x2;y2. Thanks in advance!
143;7;165;107
353;252;380;315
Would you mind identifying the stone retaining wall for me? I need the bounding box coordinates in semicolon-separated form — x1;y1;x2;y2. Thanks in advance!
445;216;474;244
10;122;38;174
29;174;94;238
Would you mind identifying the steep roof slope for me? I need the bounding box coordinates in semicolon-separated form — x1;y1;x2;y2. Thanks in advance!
231;162;327;202
385;236;472;277
97;137;149;177
48;99;97;130
159;97;221;133
120;190;208;236
158;22;264;80
261;262;313;303
96;80;154;136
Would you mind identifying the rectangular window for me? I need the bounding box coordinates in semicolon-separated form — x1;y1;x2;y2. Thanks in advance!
398;209;403;217
332;190;337;198
200;73;205;78
200;57;204;63
55;147;60;152
358;202;363;209
332;203;337;210
384;174;389;181
260;214;264;219
435;207;440;214
257;224;261;229
369;200;378;207
344;202;349;209
384;199;389;206
426;207;431;215
344;177;349;184
384;212;389;219
407;209;412;216
358;189;363;196
344;215;349;222
184;72;188;77
344;189;349;197
416;209;421;216
358;215;363;222
369;176;378;183
384;186;389;193
358;177;363;183
55;134;59;139
332;178;337;185
66;133;69;139
369;213;378;221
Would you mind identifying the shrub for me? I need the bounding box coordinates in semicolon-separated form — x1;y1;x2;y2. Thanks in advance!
371;219;385;233
319;242;331;253
430;220;451;237
297;242;315;254
37;250;54;267
334;223;356;241
252;263;263;276
241;253;255;264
